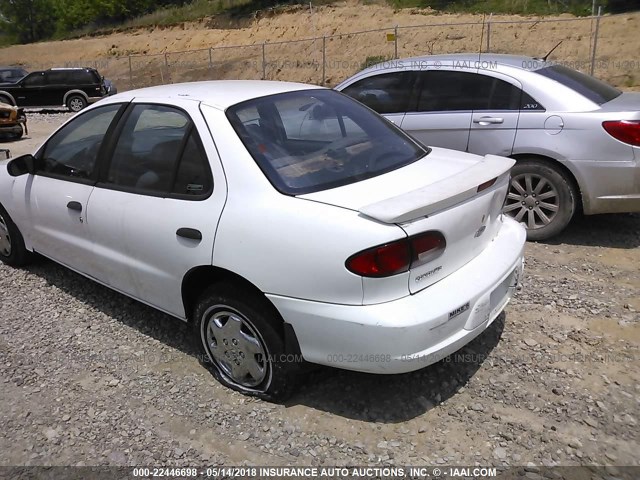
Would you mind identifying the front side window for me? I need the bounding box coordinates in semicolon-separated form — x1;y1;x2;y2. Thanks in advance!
22;72;45;87
227;89;426;195
341;72;416;114
39;104;121;180
105;104;212;197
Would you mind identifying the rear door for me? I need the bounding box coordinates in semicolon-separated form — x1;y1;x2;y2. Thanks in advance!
467;71;523;156
87;99;226;318
42;70;71;106
400;69;474;151
339;71;416;127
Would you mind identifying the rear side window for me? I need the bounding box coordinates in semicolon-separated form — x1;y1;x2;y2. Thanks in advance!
341;72;416;114
45;71;71;84
76;70;100;83
227;89;426;195
105;104;212;198
416;71;523;111
535;65;621;105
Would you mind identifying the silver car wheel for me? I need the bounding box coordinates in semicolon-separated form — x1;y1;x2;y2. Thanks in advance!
68;96;86;112
504;173;560;230
202;306;268;388
0;213;12;257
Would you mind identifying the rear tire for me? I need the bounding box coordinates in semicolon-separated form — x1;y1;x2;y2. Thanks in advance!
0;204;31;267
67;95;87;112
503;158;577;241
192;283;299;401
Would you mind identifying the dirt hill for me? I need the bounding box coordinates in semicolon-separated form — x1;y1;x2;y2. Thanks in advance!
1;1;639;90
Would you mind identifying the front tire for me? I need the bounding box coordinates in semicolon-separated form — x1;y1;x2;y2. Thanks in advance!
67;95;87;112
192;284;298;401
503;159;577;241
0;205;31;267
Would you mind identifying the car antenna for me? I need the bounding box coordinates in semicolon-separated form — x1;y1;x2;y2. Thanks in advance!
536;40;563;62
478;13;486;60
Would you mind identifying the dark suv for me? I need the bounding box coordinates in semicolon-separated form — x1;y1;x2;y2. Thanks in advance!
0;67;112;112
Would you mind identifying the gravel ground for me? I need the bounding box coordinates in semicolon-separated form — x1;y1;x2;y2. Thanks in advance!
0;113;639;472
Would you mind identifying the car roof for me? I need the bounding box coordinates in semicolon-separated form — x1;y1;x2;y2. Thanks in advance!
48;67;97;71
361;53;551;74
108;80;325;110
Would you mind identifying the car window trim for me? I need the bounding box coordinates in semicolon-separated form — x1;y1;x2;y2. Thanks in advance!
168;125;214;197
96;102;214;201
34;102;129;186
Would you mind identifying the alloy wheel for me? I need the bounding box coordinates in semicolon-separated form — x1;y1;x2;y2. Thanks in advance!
504;173;560;230
68;97;85;112
0;213;12;257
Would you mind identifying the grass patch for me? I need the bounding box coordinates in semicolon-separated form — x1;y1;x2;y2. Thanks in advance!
361;55;391;69
51;0;337;41
387;0;595;16
123;0;250;29
0;26;17;47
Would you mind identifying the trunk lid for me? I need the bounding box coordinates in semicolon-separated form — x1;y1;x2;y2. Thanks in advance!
599;92;640;115
300;149;514;293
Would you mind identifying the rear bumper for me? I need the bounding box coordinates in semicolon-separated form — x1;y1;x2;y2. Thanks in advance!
268;217;526;374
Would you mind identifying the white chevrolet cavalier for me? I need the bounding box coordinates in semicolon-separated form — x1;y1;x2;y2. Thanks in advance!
0;81;525;400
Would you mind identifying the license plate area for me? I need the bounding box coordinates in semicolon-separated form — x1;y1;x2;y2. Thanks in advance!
490;265;519;312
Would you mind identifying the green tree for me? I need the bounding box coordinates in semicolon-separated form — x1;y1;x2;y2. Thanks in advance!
0;0;57;42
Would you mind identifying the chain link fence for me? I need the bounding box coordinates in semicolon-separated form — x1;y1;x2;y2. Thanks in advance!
23;10;632;92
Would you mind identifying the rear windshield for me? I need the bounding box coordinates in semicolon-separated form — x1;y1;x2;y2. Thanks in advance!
535;65;621;105
226;89;426;195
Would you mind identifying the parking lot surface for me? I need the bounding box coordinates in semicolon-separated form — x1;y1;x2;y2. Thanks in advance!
0;113;638;469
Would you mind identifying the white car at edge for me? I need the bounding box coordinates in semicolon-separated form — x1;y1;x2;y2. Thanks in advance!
0;81;526;400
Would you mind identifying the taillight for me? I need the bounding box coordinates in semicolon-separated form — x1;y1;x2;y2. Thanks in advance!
602;120;640;147
411;231;446;268
477;177;497;193
346;240;410;278
346;231;446;278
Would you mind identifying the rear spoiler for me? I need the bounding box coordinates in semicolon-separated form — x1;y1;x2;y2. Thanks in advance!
359;154;515;223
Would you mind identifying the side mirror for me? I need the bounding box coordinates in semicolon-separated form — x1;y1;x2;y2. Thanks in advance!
7;154;35;177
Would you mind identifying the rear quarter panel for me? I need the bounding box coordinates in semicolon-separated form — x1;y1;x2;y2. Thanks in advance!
201;104;405;306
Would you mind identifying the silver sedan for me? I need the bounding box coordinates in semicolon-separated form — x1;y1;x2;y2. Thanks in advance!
336;54;640;240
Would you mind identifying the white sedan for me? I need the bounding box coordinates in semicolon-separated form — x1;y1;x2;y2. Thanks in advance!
0;81;525;400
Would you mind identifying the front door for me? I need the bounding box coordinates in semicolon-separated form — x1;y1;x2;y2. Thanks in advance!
14;72;46;107
23;103;123;278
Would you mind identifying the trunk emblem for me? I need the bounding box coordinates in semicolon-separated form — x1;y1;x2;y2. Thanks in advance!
474;225;487;238
415;265;442;283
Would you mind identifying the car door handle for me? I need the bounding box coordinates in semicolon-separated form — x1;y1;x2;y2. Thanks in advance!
176;228;202;241
67;201;83;212
473;117;504;125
